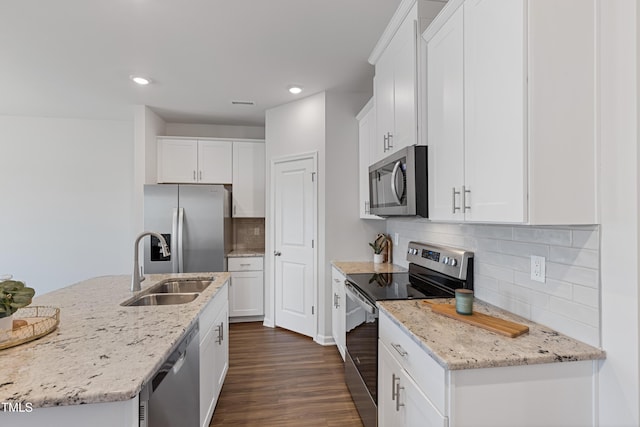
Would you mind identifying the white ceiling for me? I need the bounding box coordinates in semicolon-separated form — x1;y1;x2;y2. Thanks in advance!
0;0;402;126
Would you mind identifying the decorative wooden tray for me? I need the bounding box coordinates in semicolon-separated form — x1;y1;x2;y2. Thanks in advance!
424;301;529;338
0;306;60;350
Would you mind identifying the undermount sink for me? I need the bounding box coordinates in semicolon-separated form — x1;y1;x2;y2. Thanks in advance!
121;277;213;306
150;279;212;294
122;292;200;306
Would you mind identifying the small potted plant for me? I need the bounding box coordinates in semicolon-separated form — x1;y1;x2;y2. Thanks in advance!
369;234;388;264
0;280;35;331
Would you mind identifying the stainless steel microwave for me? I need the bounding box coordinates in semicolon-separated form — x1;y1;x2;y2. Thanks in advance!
368;145;428;217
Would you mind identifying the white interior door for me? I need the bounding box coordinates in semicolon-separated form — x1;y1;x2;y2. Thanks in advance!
273;156;316;338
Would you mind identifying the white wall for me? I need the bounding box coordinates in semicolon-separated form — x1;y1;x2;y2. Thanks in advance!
264;91;384;342
0;116;135;295
133;106;166;233
386;220;600;346
598;1;640;425
165;122;265;139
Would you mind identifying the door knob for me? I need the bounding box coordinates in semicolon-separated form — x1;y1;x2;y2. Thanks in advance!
274;251;282;256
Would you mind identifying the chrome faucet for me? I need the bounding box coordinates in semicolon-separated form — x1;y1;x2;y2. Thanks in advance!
132;231;170;292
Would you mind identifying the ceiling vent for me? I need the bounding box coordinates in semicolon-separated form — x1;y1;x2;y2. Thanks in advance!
231;100;255;106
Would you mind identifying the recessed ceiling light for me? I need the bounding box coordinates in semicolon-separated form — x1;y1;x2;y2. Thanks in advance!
288;85;303;94
131;76;151;85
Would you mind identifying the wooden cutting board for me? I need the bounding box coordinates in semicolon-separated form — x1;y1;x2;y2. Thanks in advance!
424;302;529;338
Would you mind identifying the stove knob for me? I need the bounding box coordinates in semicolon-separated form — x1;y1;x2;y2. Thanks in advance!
442;256;449;264
449;258;458;267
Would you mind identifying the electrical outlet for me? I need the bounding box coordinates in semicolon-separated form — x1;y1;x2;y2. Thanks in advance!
531;255;546;283
394;233;399;246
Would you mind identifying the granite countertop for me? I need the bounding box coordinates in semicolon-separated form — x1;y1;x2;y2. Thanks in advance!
331;261;407;275
379;299;605;371
227;249;265;257
0;272;230;408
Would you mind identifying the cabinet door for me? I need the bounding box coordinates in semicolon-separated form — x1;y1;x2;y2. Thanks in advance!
463;0;525;222
200;325;217;427
158;138;198;183
331;268;346;360
358;102;383;220
391;7;418;153
229;270;264;317
426;5;465;221
374;52;395;163
232;141;266;217
213;302;229;400
401;369;448;427
379;341;404;427
198;140;233;184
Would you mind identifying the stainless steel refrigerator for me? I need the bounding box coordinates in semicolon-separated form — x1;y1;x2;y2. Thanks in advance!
143;184;231;274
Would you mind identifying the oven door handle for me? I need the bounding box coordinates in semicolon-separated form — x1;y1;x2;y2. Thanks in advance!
345;282;377;314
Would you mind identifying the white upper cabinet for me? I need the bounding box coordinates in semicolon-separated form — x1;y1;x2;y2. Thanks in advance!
157;138;232;184
356;99;383;220
232;141;265;218
198;140;233;184
372;3;418;163
426;4;465;221
157;138;199;183
424;0;597;224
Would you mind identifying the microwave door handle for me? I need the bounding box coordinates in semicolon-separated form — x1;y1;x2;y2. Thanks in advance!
390;160;403;205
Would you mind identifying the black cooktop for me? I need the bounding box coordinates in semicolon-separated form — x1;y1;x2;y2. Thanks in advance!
345;268;458;304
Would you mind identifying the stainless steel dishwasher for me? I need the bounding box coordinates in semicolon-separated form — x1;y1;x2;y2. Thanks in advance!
139;322;200;427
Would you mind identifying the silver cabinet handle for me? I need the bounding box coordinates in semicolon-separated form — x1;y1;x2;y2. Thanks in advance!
240;263;250;267
392;373;399;401
452;187;461;214
199;170;202;180
233;205;236;216
193;170;196;181
463;185;471;211
274;251;282;256
335;294;340;308
395;382;405;412
387;132;393;149
216;322;224;344
383;134;388;152
391;343;408;357
333;293;338;309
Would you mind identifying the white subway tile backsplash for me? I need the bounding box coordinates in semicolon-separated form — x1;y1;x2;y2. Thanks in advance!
548;297;599;328
386;219;600;345
546;262;599;288
571;229;599;250
513;227;572;246
572;285;600;308
497;240;550;257
530;306;599;347
550;246;599;268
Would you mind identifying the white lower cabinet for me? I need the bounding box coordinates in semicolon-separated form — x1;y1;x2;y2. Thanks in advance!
379;310;597;427
331;267;346;360
200;282;229;427
228;256;264;319
379;342;447;427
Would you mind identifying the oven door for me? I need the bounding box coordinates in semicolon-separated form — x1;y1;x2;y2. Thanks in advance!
344;282;378;427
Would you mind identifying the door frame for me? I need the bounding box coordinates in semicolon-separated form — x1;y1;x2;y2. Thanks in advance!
267;151;318;339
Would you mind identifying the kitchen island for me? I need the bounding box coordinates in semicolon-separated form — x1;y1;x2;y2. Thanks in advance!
0;272;230;425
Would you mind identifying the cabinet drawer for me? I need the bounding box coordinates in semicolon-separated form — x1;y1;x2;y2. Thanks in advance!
200;282;228;341
379;310;446;414
228;256;263;271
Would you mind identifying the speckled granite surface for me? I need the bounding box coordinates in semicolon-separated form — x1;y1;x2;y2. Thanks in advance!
227;249;265;257
331;261;407;275
0;272;229;408
379;299;605;371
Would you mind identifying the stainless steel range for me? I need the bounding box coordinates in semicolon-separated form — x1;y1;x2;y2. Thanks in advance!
344;241;474;427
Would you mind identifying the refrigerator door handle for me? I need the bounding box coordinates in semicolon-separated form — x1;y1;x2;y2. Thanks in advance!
171;208;179;273
177;207;185;273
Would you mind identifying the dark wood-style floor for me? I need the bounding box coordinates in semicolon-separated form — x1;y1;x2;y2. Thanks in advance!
210;322;363;426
